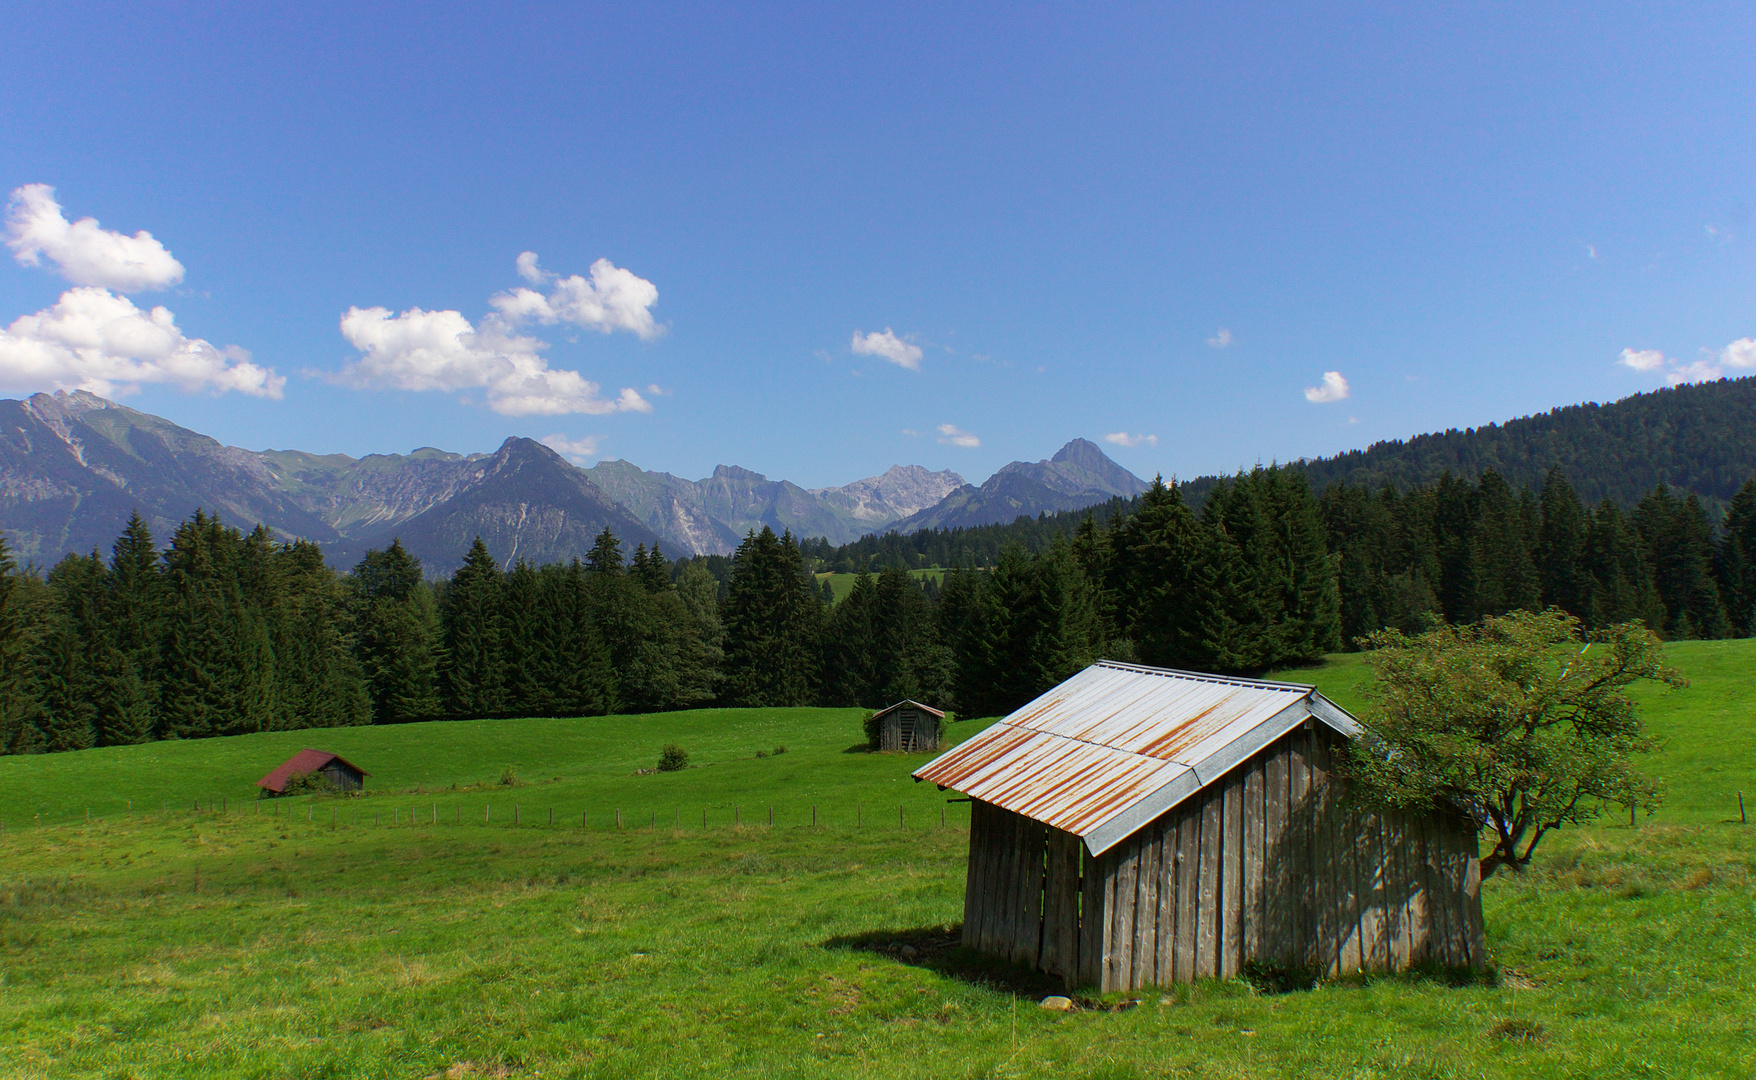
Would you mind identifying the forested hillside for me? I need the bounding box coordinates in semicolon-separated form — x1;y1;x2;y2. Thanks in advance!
5;452;1754;754
1279;375;1756;511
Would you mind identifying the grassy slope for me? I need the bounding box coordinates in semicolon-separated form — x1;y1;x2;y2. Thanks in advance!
0;641;1752;1078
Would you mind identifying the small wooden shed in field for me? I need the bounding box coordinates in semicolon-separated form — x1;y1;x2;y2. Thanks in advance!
257;749;369;796
871;700;945;752
913;661;1484;992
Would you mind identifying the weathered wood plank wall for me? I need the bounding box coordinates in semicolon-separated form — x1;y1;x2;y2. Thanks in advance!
960;721;1486;991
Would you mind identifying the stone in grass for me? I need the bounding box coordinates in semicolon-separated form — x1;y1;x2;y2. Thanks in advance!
1039;996;1075;1012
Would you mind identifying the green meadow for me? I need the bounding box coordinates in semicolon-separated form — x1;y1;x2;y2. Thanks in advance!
1;641;1753;1078
814;568;946;604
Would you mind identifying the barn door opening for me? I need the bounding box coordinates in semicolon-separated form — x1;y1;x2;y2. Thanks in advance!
899;711;917;751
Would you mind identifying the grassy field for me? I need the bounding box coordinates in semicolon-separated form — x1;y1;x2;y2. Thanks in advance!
814;568;946;604
1;641;1752;1078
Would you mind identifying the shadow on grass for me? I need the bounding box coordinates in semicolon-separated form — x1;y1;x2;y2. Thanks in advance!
823;924;1068;997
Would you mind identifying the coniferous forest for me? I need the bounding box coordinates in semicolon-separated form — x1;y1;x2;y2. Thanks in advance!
2;462;1755;755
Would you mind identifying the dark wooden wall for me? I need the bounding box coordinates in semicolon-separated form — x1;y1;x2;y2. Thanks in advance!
880;709;939;753
319;763;364;792
960;721;1486;991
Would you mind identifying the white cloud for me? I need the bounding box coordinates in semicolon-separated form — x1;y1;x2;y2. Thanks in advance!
1206;328;1233;348
540;433;603;465
0;286;281;398
851;328;922;370
1618;348;1666;372
490;253;661;339
5;184;185;292
1665;359;1722;385
1720;338;1756;369
1617;340;1756;386
937;423;979;448
1104;431;1158;448
901;428;921;437
1303;371;1350;403
335;306;650;416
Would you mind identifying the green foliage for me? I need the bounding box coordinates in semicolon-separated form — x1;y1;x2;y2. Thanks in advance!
657;743;689;771
720;527;823;707
1347;609;1683;878
278;769;338;797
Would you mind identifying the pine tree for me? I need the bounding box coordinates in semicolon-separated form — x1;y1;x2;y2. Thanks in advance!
545;560;616;715
1634;484;1728;638
350;540;443;722
271;539;371;729
720;528;822;706
439;537;508;717
0;538;45;754
1467;470;1541;619
1718;478;1756;636
1538;466;1592;618
33;553;103;751
157;512;278;739
1583;499;1665;630
586;528;624;575
101;510;164;743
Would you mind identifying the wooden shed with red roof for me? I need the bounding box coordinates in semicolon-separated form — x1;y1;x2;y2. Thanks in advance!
257;749;369;796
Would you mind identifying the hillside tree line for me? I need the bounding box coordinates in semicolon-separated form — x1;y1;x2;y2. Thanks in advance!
2;465;1754;755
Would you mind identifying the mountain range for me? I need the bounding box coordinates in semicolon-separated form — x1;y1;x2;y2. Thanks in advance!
0;391;1148;572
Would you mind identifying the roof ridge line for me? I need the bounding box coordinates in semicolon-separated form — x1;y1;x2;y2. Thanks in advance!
1092;659;1316;693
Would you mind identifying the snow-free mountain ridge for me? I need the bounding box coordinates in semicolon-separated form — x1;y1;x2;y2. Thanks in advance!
0;391;1145;572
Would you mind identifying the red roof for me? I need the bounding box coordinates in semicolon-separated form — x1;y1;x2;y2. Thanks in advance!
256;749;370;793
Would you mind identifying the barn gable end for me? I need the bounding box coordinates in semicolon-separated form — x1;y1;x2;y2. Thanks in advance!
915;662;1485;991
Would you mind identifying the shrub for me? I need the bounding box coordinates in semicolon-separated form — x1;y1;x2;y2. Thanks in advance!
772;745;787;756
754;749;768;759
657;744;689;772
499;766;522;787
280;771;337;797
862;710;881;750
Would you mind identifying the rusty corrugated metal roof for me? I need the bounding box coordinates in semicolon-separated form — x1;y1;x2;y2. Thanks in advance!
913;661;1359;855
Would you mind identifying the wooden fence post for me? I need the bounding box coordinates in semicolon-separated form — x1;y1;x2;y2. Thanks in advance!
433;804;437;825
735;806;740;826
1740;791;1747;825
857;806;862;828
486;804;491;823
515;805;520;826
617;808;622;829
651;811;656;830
549;807;554;826
702;808;707;829
768;806;773;826
899;805;903;828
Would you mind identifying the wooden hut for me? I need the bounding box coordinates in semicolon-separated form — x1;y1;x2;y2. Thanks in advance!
871;700;945;752
913;661;1485;992
257;749;369;795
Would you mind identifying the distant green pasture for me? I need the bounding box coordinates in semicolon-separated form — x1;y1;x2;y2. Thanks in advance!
814;568;946;604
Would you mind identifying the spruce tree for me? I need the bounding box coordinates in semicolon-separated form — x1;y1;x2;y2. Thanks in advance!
439;537;508;717
271;539;371;729
34;553;103;751
1538;466;1592;618
720;528;822;706
158;512;279;739
0;538;45;754
350;540;443;722
1718;478;1756;636
101;511;164;743
586;528;624;575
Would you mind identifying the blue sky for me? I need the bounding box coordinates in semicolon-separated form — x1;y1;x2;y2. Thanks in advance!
2;2;1753;488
